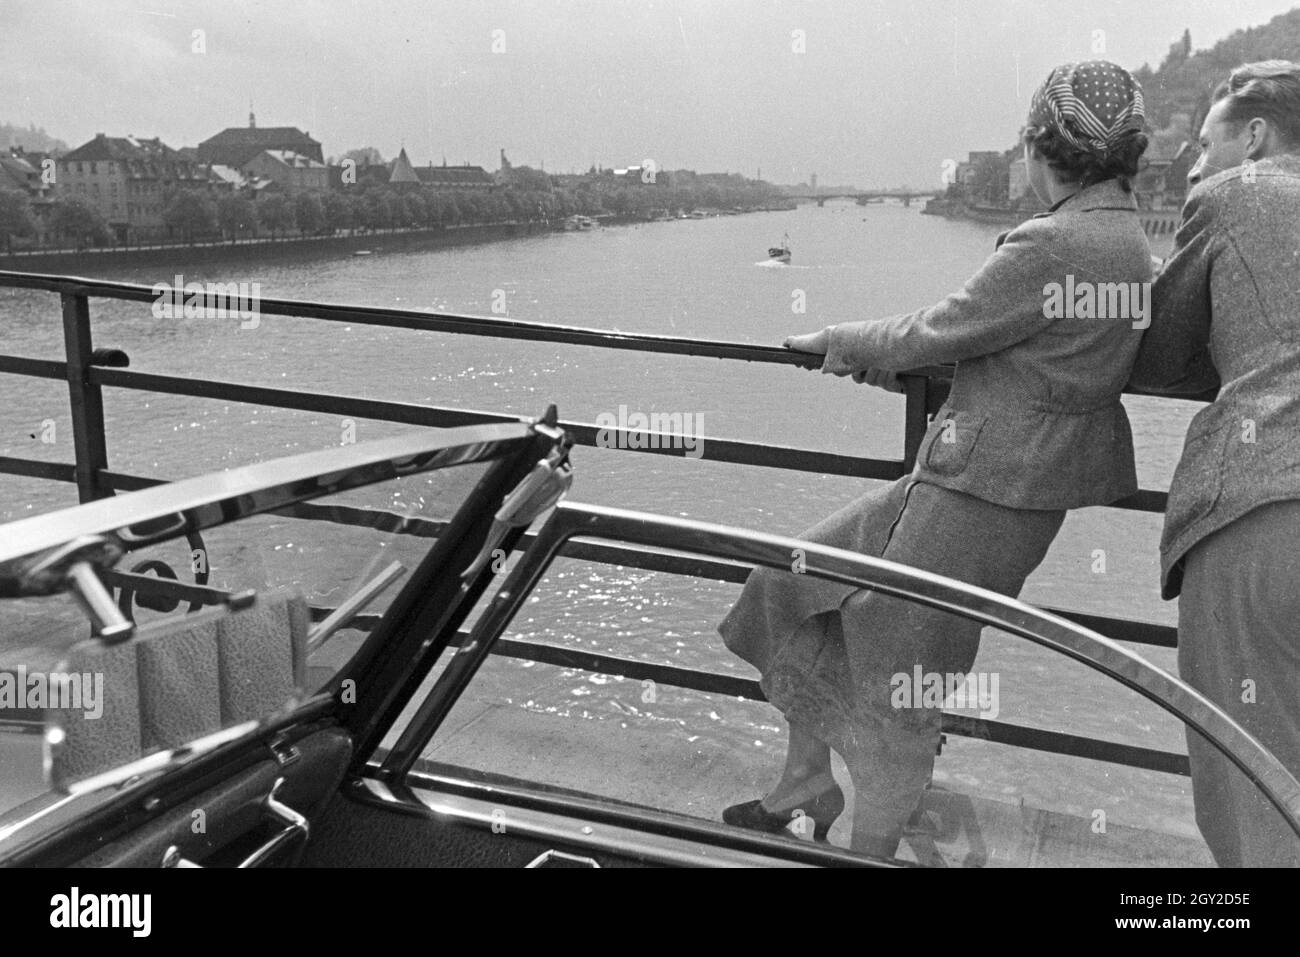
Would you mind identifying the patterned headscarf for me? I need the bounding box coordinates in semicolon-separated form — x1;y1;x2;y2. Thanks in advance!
1028;60;1146;155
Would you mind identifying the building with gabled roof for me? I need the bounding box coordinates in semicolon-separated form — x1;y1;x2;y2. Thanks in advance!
0;149;47;197
57;133;210;241
328;162;390;190
240;149;328;191
413;160;494;190
207;163;261;193
197;115;324;167
61;133;183;164
1;148;58;243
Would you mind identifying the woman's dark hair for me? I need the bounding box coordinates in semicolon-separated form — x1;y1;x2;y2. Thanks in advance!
1020;123;1149;192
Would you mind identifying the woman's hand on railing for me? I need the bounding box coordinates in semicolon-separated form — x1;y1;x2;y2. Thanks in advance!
782;328;829;370
847;367;904;392
783;329;899;391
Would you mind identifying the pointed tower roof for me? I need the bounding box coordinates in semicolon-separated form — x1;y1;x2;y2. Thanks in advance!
389;147;420;184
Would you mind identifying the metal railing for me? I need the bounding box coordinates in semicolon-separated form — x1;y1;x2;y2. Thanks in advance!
0;269;1196;773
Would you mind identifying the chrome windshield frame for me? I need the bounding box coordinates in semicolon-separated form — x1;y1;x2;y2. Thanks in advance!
0;418;568;864
381;499;1300;844
0;422;540;581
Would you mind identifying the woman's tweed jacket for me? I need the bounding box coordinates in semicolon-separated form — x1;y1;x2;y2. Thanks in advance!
822;177;1151;510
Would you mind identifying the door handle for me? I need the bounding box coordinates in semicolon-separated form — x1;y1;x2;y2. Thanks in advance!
162;777;309;868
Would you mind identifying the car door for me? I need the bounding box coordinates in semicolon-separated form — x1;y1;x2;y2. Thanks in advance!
0;411;570;867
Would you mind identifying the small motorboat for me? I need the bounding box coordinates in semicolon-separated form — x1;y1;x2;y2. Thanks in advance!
767;233;791;264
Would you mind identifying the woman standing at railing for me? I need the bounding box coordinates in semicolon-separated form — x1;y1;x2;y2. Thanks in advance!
718;61;1153;858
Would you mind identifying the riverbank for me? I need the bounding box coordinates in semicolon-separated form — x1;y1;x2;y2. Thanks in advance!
923;197;1183;239
0;207;793;274
0;221;557;273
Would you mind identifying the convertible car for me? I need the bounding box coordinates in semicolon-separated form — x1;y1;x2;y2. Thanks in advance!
1;408;1298;868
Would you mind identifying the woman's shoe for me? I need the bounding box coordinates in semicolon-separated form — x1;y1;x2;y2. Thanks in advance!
722;779;845;842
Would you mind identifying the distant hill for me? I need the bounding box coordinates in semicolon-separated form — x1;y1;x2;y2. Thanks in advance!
0;122;68;154
1135;8;1300;138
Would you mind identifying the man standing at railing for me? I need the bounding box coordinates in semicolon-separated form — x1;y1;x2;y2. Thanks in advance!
1130;60;1300;868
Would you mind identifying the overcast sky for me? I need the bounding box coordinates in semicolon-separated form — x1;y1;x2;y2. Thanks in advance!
3;0;1297;186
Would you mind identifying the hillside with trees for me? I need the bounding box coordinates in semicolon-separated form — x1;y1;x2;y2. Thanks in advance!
0;122;67;154
1135;8;1300;140
0;122;66;154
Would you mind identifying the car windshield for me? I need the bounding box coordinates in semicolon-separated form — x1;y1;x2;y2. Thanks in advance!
0;452;494;819
381;504;1300;867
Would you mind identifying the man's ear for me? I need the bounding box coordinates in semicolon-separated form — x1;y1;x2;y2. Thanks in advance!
1245;117;1272;161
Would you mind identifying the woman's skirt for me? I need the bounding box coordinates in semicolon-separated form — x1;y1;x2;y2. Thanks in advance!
717;476;1065;839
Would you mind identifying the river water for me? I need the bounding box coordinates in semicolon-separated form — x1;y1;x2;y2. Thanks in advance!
2;203;1213;858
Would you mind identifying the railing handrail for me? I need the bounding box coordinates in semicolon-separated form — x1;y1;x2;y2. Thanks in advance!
0;269;1205;396
0;269;934;370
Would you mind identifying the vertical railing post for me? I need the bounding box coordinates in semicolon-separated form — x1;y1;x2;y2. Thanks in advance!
61;292;111;503
900;374;929;474
900;372;953;474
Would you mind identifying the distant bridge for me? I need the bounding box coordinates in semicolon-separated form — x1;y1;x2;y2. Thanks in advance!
785;190;939;208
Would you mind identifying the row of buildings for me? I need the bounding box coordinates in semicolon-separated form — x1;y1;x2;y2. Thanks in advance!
946;137;1197;216
3;113;498;244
